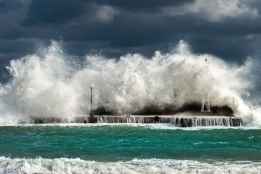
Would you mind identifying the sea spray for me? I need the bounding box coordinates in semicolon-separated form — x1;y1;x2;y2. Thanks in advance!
0;40;258;124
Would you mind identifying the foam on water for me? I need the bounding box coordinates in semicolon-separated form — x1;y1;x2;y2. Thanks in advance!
0;123;259;130
0;157;260;174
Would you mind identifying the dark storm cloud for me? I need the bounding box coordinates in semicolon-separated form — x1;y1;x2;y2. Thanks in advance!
23;0;87;25
0;0;261;70
0;0;23;12
0;1;6;11
96;0;193;11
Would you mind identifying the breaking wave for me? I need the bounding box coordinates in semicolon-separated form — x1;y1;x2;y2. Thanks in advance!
0;40;259;125
0;157;261;174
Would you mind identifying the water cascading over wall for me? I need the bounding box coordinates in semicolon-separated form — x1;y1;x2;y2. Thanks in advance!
95;115;242;127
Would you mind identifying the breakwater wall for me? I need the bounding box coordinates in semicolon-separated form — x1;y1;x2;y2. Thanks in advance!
32;115;243;127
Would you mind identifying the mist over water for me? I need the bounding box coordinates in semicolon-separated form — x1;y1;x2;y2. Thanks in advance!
0;40;259;124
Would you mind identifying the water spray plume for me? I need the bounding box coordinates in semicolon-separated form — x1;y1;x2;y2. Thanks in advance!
0;40;259;125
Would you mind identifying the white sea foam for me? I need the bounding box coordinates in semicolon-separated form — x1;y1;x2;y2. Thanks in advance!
0;123;259;131
0;40;260;125
0;157;261;174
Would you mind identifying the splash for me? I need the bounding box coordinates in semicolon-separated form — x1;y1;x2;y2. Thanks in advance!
0;40;258;124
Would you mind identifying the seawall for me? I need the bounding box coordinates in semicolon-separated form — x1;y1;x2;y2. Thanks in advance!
32;115;243;127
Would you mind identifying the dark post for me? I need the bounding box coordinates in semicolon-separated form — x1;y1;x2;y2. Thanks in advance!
89;86;97;123
90;86;93;116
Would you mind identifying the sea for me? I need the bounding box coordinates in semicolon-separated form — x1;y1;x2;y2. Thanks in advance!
0;124;261;174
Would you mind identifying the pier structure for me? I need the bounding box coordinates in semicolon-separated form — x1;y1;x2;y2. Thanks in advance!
31;115;243;127
84;115;242;127
30;75;243;127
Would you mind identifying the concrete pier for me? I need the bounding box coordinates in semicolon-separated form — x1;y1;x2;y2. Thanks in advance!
94;115;243;127
32;115;243;127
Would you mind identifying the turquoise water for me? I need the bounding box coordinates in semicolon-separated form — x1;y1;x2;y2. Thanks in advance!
0;125;261;162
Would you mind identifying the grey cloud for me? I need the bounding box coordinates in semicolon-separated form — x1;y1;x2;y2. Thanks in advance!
0;0;261;67
97;0;193;12
23;0;86;25
163;0;259;22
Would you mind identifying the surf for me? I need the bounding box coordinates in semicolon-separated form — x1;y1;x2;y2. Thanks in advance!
0;157;261;174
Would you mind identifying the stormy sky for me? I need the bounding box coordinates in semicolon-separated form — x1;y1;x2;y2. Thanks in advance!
0;0;261;72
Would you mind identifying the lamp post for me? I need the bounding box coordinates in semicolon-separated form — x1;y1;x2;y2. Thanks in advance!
88;85;97;123
90;86;93;116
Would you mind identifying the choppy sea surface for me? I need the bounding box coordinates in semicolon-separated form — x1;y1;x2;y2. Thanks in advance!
1;124;261;174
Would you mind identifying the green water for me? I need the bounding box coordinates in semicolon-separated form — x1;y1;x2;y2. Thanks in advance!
0;126;260;162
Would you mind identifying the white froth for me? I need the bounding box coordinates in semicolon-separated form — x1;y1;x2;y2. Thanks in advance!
0;40;259;125
0;157;261;174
